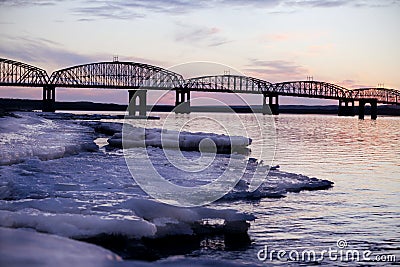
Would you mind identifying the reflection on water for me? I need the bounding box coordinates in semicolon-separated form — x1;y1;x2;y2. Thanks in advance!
131;113;399;265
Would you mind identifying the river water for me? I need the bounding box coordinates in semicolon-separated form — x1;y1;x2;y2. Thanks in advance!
1;111;399;266
130;112;400;265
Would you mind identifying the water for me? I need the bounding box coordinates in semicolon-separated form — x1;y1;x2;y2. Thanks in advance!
127;113;400;265
1;111;399;265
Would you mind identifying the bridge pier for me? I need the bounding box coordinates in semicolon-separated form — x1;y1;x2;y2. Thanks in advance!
338;99;355;117
262;93;279;115
358;99;378;120
128;89;147;116
42;85;56;112
175;89;190;114
371;100;378;120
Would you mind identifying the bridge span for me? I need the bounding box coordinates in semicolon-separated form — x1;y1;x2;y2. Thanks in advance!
1;58;399;119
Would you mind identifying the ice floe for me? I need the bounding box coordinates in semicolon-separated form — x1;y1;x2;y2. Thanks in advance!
0;197;253;239
106;125;252;154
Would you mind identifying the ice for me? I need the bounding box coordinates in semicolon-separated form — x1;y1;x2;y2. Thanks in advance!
152;257;264;267
80;121;122;135
0;196;253;239
0;209;156;238
0;227;122;267
118;198;255;237
0;227;257;267
0;112;334;263
0;142;332;202
0;113;98;165
221;161;333;201
107;125;252;153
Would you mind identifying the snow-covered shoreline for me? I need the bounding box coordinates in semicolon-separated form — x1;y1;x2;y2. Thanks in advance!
0;112;333;266
0;113;98;166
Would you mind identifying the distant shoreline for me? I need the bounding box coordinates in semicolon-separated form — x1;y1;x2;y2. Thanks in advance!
1;98;399;116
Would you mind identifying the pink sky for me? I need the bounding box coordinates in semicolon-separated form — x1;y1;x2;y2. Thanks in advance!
0;0;399;106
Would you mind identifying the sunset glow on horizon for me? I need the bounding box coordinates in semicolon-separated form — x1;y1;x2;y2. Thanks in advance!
0;0;399;105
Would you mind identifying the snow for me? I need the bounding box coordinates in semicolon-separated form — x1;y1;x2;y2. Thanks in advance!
106;125;252;153
0;112;334;265
222;169;333;201
0;227;122;267
0;209;157;238
0;151;331;242
0;196;253;239
0;113;98;165
0;116;332;203
153;257;263;267
117;198;255;237
0;226;258;267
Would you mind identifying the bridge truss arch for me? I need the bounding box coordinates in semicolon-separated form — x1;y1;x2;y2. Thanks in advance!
0;58;49;86
350;88;400;104
49;61;185;89
184;75;273;93
271;81;351;100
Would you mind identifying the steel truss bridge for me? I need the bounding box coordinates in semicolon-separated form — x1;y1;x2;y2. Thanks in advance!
1;58;399;119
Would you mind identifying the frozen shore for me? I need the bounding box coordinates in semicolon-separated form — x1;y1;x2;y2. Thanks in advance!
0;113;98;165
0;112;333;266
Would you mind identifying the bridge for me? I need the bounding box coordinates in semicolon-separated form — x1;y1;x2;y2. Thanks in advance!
1;58;399;119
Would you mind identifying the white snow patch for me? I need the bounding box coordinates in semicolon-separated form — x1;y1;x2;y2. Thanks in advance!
0;227;122;267
119;198;255;237
0;209;156;238
108;126;251;153
0;112;98;165
0;197;254;239
0;228;258;267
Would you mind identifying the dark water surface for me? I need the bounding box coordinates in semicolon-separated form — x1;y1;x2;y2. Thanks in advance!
129;113;399;266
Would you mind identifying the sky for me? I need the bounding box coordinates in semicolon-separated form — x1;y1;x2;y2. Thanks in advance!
0;0;399;106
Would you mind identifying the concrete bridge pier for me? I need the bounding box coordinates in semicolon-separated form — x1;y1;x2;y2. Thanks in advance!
175;89;190;114
358;99;377;120
371;100;378;120
128;89;147;116
262;93;279;115
42;85;56;112
338;99;355;117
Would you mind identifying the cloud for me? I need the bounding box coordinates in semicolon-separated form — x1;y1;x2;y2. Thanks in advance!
281;0;399;8
285;0;348;8
0;0;63;7
175;24;231;47
108;0;205;14
70;0;203;21
4;0;395;21
244;59;308;81
66;0;277;20
0;34;173;74
2;0;398;11
0;35;99;71
338;79;370;89
71;3;145;20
